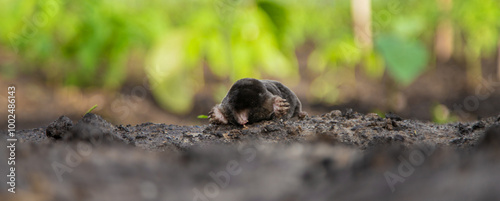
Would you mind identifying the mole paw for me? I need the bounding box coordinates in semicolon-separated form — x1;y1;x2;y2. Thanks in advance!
273;97;290;118
208;105;228;124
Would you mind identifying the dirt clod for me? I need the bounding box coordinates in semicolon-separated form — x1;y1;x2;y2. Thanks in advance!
45;115;73;139
385;112;403;121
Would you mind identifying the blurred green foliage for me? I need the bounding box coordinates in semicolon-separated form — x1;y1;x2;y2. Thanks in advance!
0;0;499;114
375;34;428;85
431;103;458;124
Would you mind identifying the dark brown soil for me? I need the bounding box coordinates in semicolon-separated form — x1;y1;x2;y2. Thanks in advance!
1;111;500;201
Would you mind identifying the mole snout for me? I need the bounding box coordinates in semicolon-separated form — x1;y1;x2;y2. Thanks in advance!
234;109;249;125
209;78;307;125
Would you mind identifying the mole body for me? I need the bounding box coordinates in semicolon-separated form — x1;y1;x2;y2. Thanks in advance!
209;78;307;125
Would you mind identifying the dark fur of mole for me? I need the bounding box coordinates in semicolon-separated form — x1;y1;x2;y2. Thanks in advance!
209;78;307;125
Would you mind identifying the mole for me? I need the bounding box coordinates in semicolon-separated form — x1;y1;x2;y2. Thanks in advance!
208;78;307;125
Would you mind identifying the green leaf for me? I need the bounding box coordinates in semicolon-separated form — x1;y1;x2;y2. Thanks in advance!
375;35;429;85
197;115;209;119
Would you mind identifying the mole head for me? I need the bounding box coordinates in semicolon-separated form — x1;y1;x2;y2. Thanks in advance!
229;78;267;110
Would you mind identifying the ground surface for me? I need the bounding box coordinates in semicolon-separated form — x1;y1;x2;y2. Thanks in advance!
1;110;500;201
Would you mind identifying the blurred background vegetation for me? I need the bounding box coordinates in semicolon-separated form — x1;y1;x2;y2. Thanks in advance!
0;0;499;128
